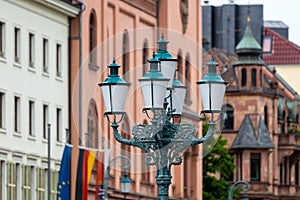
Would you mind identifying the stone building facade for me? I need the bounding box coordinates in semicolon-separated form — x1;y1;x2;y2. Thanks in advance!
68;0;203;199
219;21;300;199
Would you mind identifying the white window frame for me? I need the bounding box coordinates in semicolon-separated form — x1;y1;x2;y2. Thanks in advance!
36;167;45;200
42;37;49;73
29;100;35;136
14;96;21;133
22;165;32;200
14;26;21;64
28;32;35;68
0;91;5;130
56;107;62;142
7;162;16;200
43;104;49;139
56;43;62;77
0;20;6;58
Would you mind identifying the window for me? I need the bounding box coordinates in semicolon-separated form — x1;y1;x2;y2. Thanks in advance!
43;105;49;139
142;39;148;75
122;31;129;79
43;38;49;73
0;92;5;129
36;168;45;199
56;108;62;142
184;53;191;104
241;68;247;87
14;27;21;63
0;160;3;198
250;153;261;181
29;101;35;136
262;36;272;54
50;170;59;200
29;33;35;67
56;44;62;77
87;100;98;148
251;68;257;87
264;105;268;128
22;165;32;200
177;49;183;81
7;162;17;200
0;21;5;57
14;96;20;132
223;104;234;130
89;12;97;64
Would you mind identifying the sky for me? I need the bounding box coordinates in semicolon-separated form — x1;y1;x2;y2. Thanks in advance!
202;0;300;45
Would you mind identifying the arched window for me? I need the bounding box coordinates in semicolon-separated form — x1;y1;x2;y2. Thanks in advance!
89;11;97;63
251;68;257;87
177;49;183;81
223;104;234;130
121;116;131;178
142;39;148;75
87;99;98;148
241;68;247;87
185;53;191;104
122;30;129;79
264;105;268;128
141;119;150;182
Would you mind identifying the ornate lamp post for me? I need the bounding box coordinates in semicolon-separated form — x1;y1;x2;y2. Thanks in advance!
104;155;131;200
99;34;227;200
228;180;250;200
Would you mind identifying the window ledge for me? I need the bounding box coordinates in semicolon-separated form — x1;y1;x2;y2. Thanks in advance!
13;132;22;137
42;138;48;143
0;55;7;63
55;76;63;82
89;62;99;71
42;71;50;78
0;128;7;134
56;141;63;147
28;66;36;73
14;62;22;68
28;135;36;141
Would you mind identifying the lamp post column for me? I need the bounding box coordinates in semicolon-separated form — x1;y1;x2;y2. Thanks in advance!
156;148;171;200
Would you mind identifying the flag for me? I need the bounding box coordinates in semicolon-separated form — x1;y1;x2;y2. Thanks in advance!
57;144;72;200
95;152;105;200
87;150;97;183
75;148;85;200
82;149;89;200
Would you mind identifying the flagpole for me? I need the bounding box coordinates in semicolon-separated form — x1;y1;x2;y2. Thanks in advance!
48;124;51;200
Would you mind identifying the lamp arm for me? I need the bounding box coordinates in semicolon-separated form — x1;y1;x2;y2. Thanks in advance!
191;121;216;146
111;122;156;150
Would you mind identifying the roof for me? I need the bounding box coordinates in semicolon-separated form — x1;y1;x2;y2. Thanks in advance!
231;114;274;149
264;21;288;29
262;27;300;65
236;24;262;52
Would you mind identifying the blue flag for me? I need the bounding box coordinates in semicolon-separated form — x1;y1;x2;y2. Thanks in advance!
57;145;72;200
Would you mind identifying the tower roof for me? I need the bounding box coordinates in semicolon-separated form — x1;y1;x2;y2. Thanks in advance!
231;114;274;150
236;24;262;52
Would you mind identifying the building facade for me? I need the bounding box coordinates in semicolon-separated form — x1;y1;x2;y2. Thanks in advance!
69;0;204;199
0;0;78;199
202;3;263;54
216;22;300;199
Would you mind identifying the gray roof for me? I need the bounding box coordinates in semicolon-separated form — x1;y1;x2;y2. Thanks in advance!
264;20;288;29
231;114;274;149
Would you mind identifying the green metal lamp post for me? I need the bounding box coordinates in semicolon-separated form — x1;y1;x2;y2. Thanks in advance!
99;35;227;200
228;180;250;200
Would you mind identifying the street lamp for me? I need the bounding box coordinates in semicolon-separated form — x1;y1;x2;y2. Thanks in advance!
228;180;250;200
99;34;227;200
104;155;131;200
120;172;131;199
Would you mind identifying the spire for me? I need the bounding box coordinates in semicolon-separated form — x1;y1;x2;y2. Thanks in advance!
235;24;261;53
233;4;263;66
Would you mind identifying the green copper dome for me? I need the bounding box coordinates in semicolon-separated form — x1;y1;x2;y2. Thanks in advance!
236;25;261;52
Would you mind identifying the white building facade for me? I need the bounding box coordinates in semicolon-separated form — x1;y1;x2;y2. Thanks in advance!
0;0;78;199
